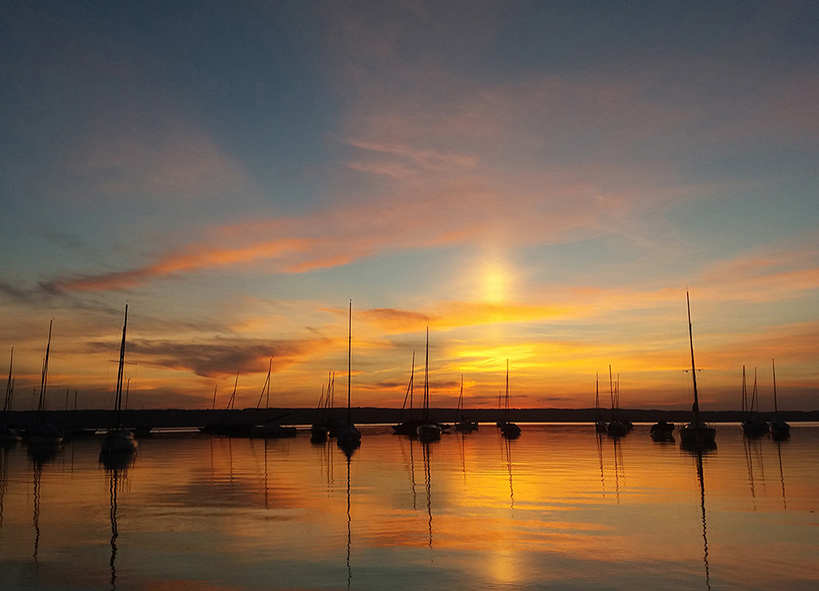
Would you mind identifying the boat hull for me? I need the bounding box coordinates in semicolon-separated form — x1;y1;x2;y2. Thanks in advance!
101;430;138;453
679;423;716;446
500;423;521;439
606;421;628;437
417;423;442;442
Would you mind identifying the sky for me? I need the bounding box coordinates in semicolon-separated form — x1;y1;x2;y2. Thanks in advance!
1;0;817;412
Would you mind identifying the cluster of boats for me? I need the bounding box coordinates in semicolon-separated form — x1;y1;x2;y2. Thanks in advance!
3;293;794;455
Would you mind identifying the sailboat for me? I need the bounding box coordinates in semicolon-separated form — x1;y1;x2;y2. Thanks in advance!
678;292;716;448
741;366;768;438
310;382;329;441
393;352;422;435
101;305;137;455
500;360;521;439
454;375;478;432
417;328;442;442
594;372;606;433
605;366;628;437
337;301;361;449
27;321;64;448
0;348;21;443
250;359;297;438
769;359;790;440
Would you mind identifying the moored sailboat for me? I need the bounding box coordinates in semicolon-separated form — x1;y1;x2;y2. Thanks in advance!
769;359;790;440
416;328;442;442
393;353;422;435
101;305;137;456
678;292;716;448
27;321;64;448
0;348;21;443
454;375;478;432
500;360;521;439
594;372;606;433
605;366;628;437
337;301;361;449
741;366;768;438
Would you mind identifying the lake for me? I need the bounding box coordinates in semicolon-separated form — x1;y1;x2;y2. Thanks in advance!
1;424;817;590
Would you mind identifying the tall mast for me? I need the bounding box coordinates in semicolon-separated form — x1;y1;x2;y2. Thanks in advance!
38;320;53;415
458;375;464;412
3;348;12;413
687;291;701;424
772;358;779;417
505;359;510;422
423;327;429;422
608;365;615;421
594;372;600;423
409;352;415;414
114;305;128;428
347;300;352;424
741;366;747;417
212;385;218;410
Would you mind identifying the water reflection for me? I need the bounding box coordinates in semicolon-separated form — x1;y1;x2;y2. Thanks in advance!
0;426;816;590
694;449;711;591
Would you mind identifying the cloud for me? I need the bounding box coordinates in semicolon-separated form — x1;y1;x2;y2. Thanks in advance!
84;337;332;378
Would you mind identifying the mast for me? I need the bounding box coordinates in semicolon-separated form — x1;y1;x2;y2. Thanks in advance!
458;375;464;413
505;359;510;422
211;385;218;410
410;352;415;415
608;365;615;421
226;372;239;410
3;348;12;413
772;359;779;417
347;300;352;424
687;291;701;425
114;305;128;429
741;366;747;417
38;321;53;416
423;327;430;422
594;372;600;423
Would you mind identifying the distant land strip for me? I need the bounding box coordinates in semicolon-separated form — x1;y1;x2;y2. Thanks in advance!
4;408;819;430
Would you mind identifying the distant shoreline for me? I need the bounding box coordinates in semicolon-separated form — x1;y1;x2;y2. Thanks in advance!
4;407;819;430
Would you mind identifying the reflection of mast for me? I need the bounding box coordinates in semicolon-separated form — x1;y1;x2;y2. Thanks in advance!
776;441;787;511
108;467;121;590
695;450;711;591
32;461;42;570
263;439;269;510
743;437;757;509
0;447;6;540
345;452;352;590
399;436;418;510
596;433;606;496
504;436;515;511
422;442;433;550
612;437;623;504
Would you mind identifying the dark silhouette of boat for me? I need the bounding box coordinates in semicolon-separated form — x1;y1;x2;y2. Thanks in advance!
678;292;716;448
27;321;64;449
499;360;521;439
741;366;769;438
0;348;21;443
769;358;790;440
605;366;628;437
393;352;422;435
594;372;606;433
650;420;675;441
416;328;442;442
454;375;478;432
337;301;361;451
101;305;137;456
310;380;329;441
250;359;297;439
199;373;253;436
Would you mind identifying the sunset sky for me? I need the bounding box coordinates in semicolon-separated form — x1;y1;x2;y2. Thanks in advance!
1;0;817;412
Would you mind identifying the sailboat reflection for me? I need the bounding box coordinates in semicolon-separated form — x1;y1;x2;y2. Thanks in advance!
612;435;625;504
742;436;767;509
399;435;418;509
503;435;515;511
692;448;712;591
343;445;354;590
422;441;434;549
33;459;42;570
0;446;8;541
776;440;787;511
596;432;606;497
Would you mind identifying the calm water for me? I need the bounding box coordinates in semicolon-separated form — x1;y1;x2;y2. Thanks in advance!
1;424;818;590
